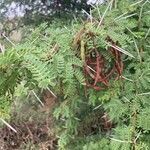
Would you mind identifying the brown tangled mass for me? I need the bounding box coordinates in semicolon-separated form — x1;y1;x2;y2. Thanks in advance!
73;27;123;91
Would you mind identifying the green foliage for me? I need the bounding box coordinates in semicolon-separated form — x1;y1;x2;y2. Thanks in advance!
0;0;150;149
0;0;89;26
83;138;110;150
0;96;11;119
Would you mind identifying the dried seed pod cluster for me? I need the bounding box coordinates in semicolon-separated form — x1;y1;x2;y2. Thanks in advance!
73;24;123;90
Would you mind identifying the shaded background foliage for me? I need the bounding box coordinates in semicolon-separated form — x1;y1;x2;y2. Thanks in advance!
0;0;91;26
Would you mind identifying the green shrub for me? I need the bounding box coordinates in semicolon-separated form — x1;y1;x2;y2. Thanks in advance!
0;0;150;149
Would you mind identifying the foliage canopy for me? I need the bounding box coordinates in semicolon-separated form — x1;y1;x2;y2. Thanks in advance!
0;0;150;149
